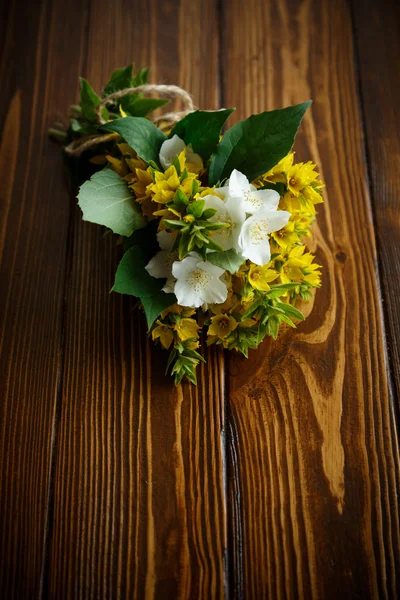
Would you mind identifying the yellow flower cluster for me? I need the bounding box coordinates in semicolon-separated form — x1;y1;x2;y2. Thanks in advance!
101;145;203;223
102;144;323;357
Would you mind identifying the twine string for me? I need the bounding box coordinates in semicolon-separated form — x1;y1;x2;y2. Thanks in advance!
64;84;195;157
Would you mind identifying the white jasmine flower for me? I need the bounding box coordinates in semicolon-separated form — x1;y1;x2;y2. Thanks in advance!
202;194;246;251
145;230;178;293
238;207;291;265
159;135;203;172
229;169;280;214
172;253;228;308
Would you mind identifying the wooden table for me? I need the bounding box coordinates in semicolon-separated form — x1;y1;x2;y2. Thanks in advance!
1;0;399;597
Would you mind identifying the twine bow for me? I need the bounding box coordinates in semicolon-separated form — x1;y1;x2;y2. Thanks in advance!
64;84;195;157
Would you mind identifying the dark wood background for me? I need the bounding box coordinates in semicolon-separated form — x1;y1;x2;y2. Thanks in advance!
1;0;399;597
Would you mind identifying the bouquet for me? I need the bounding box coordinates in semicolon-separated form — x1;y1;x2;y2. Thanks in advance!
51;64;323;385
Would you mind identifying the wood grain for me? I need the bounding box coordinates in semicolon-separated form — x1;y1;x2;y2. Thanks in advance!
45;0;228;597
222;0;400;597
352;0;400;406
0;0;86;596
1;0;399;597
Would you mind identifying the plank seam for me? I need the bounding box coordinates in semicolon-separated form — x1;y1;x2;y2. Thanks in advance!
347;0;400;429
217;0;245;597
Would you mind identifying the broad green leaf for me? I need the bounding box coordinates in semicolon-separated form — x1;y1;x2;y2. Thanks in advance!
112;246;161;297
101;117;166;165
78;169;146;236
112;246;176;327
103;64;133;96
260;182;287;196
123;96;169;117
123;220;159;258
169;109;235;159
209;101;311;185
141;292;176;328
79;77;101;121
207;249;244;273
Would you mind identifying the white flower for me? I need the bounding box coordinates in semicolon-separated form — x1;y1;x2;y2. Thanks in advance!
172;253;228;308
202;194;246;251
229;169;280;214
145;230;178;293
238;207;291;265
159;135;203;172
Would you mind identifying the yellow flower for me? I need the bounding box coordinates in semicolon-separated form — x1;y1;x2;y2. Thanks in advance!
279;245;308;284
286;161;320;196
208;314;238;340
271;220;300;249
152;322;174;349
174;318;199;341
263;153;294;183
147;150;197;204
106;155;128;176
248;263;279;291
131;167;153;201
303;184;324;206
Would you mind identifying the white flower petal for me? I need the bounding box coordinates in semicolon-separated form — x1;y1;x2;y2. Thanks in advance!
162;276;176;294
174;279;201;307
172;254;228;307
265;210;291;233
159;135;186;170
238;209;285;265
201;277;228;304
254;189;280;211
228;169;251;197
172;255;199;280
186;145;203;172
203;194;246;251
213;185;229;199
157;229;175;252
145;251;171;279
197;260;225;278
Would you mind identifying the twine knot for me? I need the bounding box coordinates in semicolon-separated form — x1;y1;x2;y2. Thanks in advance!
64;83;195;157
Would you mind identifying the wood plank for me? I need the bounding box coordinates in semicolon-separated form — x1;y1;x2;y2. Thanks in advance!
351;0;400;404
46;0;228;597
222;0;400;597
0;0;87;596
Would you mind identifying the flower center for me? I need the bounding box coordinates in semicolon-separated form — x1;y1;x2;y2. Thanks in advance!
289;177;297;187
187;267;212;291
249;219;269;245
219;317;230;330
245;191;263;210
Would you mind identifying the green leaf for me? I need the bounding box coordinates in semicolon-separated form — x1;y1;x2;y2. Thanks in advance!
112;246;176;327
125;97;169;117
112;246;161;297
101;117;166;165
260;182;287;196
209;101;311;185
206;249;244;274
173;188;189;207
79;77;101;121
141;293;176;328
123;220;159;258
77;169;146;236
169;109;235;159
103;64;133;96
275;302;305;321
134;67;150;85
187;199;205;217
